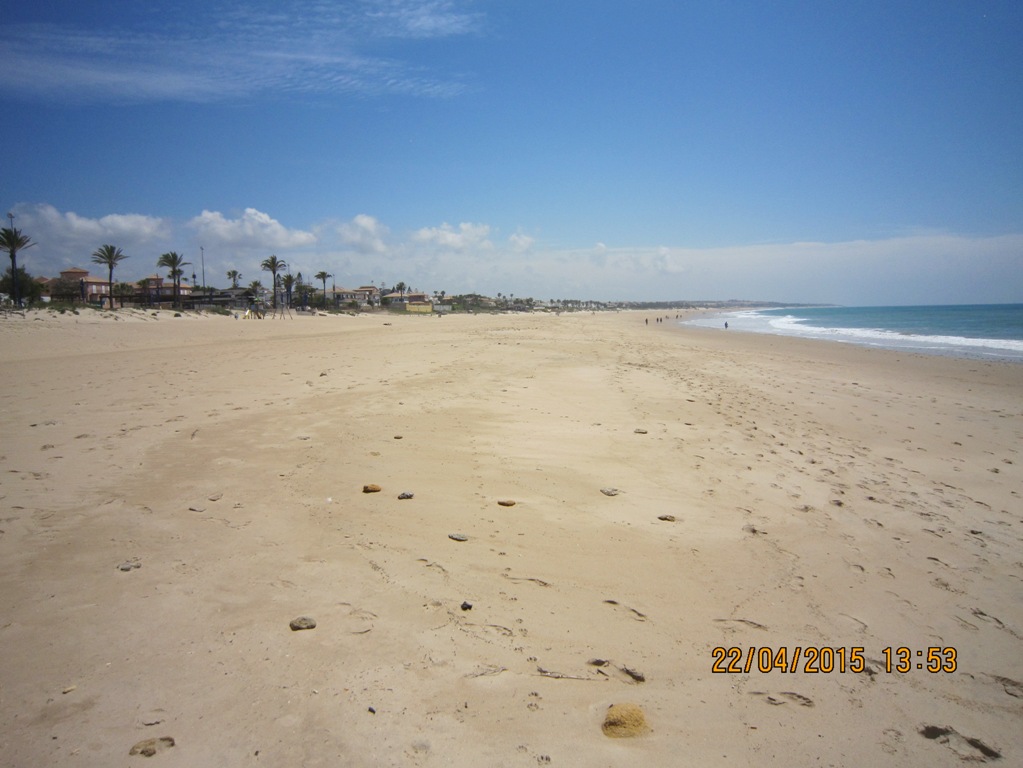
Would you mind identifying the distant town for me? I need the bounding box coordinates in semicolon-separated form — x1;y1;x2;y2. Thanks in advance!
6;263;806;314
1;228;808;314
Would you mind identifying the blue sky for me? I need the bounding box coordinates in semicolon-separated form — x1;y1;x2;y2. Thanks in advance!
2;0;1021;304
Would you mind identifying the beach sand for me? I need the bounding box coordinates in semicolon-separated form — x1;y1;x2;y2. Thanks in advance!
1;308;1020;766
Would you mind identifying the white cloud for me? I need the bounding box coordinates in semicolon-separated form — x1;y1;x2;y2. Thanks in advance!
15;203;169;245
508;232;534;252
339;214;389;254
10;201;1021;305
5;203;171;279
414;222;492;251
189;209;316;250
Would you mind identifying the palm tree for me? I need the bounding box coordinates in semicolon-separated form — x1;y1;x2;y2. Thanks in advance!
156;251;190;307
260;255;286;309
226;269;242;288
113;281;135;308
281;273;296;307
91;244;128;310
0;225;36;307
315;271;331;308
395;281;407;300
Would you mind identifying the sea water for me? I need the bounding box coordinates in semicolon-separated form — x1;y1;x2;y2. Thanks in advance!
684;304;1023;362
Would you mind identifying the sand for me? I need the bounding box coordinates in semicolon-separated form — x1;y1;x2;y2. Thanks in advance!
1;307;1020;766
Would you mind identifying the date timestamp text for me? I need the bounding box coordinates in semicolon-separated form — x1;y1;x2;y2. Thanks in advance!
711;646;957;674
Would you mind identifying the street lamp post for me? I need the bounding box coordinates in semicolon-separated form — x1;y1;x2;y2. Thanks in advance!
6;212;18;307
200;246;206;303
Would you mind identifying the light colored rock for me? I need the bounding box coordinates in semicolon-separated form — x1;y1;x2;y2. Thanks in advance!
129;736;175;756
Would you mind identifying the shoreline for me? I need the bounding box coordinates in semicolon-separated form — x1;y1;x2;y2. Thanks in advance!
2;311;1021;766
680;304;1023;365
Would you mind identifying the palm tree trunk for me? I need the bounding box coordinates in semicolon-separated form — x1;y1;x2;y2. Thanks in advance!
9;252;18;306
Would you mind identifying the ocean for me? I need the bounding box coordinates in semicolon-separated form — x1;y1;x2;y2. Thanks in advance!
683;304;1023;363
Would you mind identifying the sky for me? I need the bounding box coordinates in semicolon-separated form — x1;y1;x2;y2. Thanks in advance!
1;0;1021;305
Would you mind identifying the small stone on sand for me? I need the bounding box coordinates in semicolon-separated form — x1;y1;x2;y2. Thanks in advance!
657;515;676;522
289;616;317;631
448;533;469;542
497;499;516;507
634;428;648;434
363;484;382;493
398;492;414;499
600;487;621;496
129;736;175;756
601;703;650;738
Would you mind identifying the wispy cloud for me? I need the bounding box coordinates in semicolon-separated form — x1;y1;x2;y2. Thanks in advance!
0;1;482;103
361;0;484;38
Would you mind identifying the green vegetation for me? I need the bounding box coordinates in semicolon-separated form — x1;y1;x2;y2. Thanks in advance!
1;266;43;305
91;244;129;310
156;252;190;307
0;225;36;306
260;255;286;309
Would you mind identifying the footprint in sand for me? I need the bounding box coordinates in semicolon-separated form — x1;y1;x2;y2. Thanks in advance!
749;691;814;707
714;618;768;631
338;602;377;634
984;674;1023;699
837;613;869;634
918;725;1001;762
880;727;905;756
603;599;647;621
971;608;1021;637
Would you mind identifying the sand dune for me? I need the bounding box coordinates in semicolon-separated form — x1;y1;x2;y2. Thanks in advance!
1;308;1020;766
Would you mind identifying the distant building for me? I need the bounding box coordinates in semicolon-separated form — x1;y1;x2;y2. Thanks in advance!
57;267;109;304
139;274;192;303
383;290;430;307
